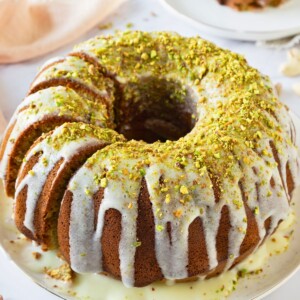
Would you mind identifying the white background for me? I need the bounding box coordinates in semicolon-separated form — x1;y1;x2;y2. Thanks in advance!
0;0;300;299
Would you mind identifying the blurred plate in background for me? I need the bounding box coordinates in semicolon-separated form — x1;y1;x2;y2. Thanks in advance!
160;0;300;41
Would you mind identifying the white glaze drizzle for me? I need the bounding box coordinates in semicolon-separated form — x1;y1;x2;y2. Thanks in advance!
66;135;299;287
69;153;142;287
61;32;300;287
16;126;90;233
0;86;109;183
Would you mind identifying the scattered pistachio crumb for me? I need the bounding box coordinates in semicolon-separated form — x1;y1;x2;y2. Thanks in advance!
165;193;171;204
156;224;164;232
100;178;108;188
28;170;35;176
150;50;157;58
139;168;146;176
173;209;182;218
214;153;221;159
45;264;74;282
141;53;149;60
98;22;113;30
32;252;42;260
132;241;142;247
84;188;91;196
126;22;134;29
180;185;189;195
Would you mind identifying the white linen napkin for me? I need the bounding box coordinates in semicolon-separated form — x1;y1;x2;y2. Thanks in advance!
0;0;126;64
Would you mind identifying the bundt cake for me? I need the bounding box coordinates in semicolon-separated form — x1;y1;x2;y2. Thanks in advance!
218;0;284;10
0;31;299;288
15;122;124;249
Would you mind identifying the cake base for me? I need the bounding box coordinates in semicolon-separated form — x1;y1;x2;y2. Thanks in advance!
0;113;300;299
0;182;298;299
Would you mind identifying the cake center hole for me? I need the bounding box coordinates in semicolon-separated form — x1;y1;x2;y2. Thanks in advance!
115;77;197;143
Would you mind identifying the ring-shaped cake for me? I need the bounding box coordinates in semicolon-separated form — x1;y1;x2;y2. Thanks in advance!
0;31;299;288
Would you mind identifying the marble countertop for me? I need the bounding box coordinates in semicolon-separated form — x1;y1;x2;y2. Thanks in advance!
0;0;299;299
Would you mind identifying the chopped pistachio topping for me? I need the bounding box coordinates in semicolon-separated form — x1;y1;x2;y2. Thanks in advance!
98;22;113;30
180;185;189;195
150;50;157;58
233;199;243;209
42;157;48;167
132;241;142;247
139;168;146;176
173;209;182;218
45;122;124;152
165;194;171;204
141;53;149;60
100;178;108;188
85;188;91;196
156;224;164;232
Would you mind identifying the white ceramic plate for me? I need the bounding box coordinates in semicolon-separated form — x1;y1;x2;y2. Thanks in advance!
0;113;300;300
160;0;300;41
